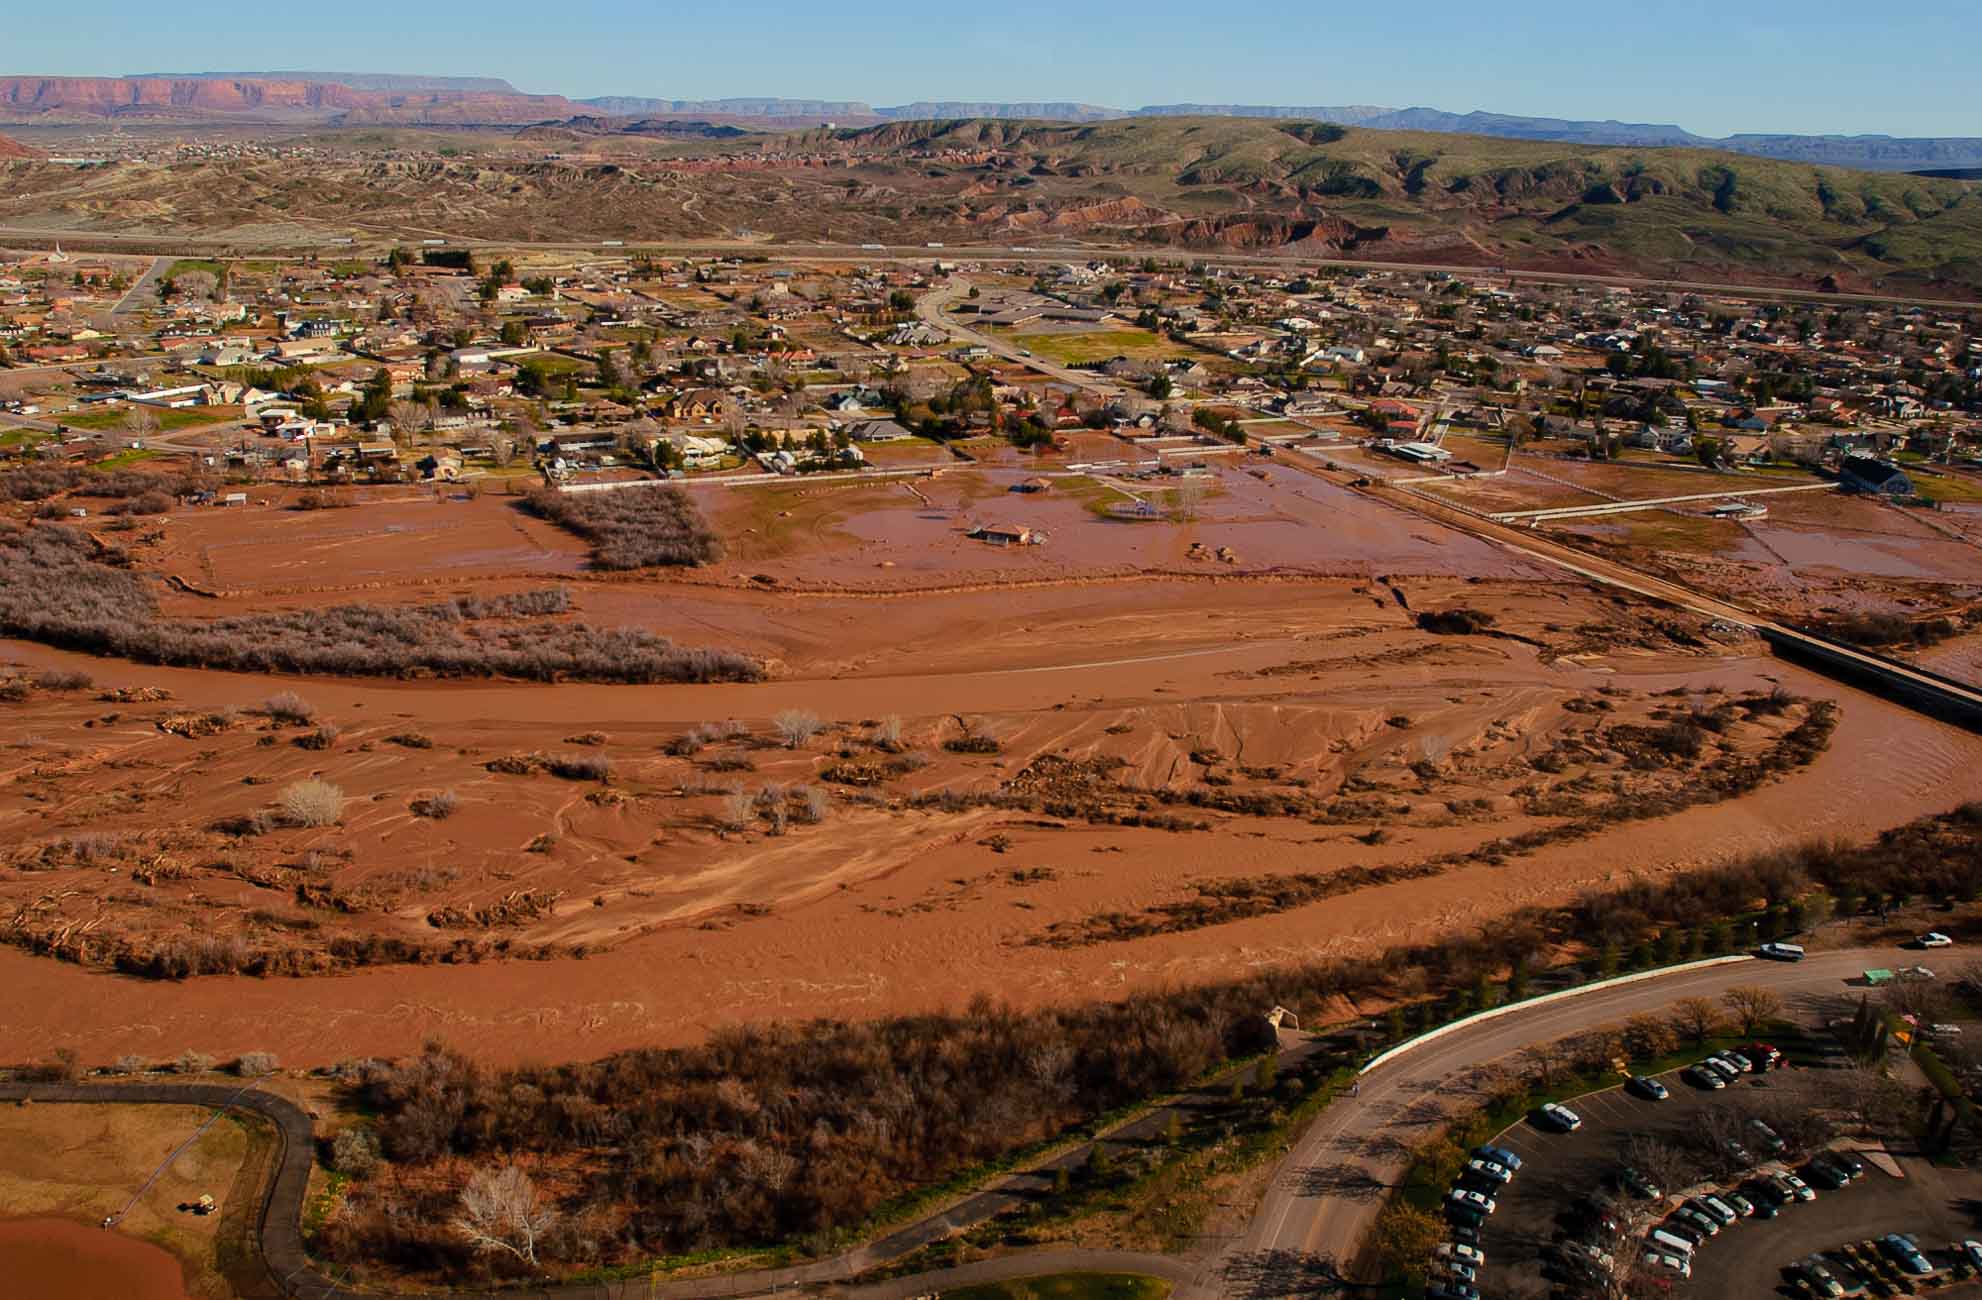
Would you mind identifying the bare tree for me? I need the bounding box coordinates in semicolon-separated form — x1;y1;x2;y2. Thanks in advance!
1618;1131;1699;1198
389;400;429;449
1519;1037;1568;1089
1622;1012;1678;1061
454;1163;557;1268
1668;996;1722;1045
123;405;159;440
490;433;517;468
1721;985;1783;1037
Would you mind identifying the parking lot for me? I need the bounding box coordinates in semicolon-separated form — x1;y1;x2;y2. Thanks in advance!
1460;1058;1982;1296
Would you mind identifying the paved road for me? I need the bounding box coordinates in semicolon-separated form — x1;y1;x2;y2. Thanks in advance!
1228;946;1899;1293
914;277;1133;399
109;255;172;321
0;947;1907;1299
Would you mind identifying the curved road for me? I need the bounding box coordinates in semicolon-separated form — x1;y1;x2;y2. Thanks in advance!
0;944;1906;1298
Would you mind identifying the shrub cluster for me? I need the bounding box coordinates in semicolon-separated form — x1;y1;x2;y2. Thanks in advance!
522;485;722;569
0;525;759;684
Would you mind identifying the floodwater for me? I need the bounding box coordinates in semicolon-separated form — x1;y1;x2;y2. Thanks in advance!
0;1216;191;1300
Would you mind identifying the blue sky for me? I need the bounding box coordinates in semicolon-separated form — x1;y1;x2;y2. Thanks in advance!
11;0;1980;137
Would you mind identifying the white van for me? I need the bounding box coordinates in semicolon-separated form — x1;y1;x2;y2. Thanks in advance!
1650;1229;1696;1257
1758;942;1805;962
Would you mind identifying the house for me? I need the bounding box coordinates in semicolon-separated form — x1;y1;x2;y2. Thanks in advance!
1838;455;1913;497
968;523;1043;547
665;388;729;421
1011;477;1052;495
846;418;914;443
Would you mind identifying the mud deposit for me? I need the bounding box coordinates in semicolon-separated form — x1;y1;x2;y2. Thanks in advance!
0;1216;191;1300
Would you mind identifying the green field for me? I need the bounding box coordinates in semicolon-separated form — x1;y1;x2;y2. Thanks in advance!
90;448;160;470
943;1274;1170;1300
65;406;236;433
1007;328;1179;365
165;259;227;281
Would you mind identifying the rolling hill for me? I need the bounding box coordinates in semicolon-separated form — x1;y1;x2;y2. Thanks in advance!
0;114;1974;297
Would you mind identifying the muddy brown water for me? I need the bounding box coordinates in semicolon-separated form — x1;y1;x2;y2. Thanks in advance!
0;1216;191;1299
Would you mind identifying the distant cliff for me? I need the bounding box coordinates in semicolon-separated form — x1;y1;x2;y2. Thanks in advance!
0;76;581;124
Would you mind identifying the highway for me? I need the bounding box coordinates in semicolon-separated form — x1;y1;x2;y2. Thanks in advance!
2;224;1975;311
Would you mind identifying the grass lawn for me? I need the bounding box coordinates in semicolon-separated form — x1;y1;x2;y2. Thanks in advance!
165;259;227;281
1006;328;1178;365
66;406;237;434
0;428;48;449
1915;472;1982;504
943;1274;1171;1300
91;448;160;469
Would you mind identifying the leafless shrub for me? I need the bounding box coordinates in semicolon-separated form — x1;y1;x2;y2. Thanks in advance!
870;715;905;752
35;669;92;691
112;1053;149;1075
412;791;460;820
280;778;345;828
236;1051;280;1077
264;691;317;724
333;1127;381;1177
296;722;341;750
719;786;755;833
548;754;612;782
706;754;754;773
773;709;823;749
175;1049;215;1075
564;731;608;747
387;732;434;749
795;785;830;824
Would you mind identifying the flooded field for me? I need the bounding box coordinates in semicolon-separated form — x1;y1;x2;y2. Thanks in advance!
0;1217;190;1300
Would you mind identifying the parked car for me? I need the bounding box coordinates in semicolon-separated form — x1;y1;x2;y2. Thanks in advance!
1436;1242;1485;1267
1445;1201;1487;1230
1811;1150;1860;1182
1722;1190;1757;1218
1743;1178;1787;1216
1720;1050;1757;1073
1448;1187;1496;1215
1473;1144;1523;1172
1962;1240;1982;1272
1721;1137;1754;1167
1774;1171;1816;1202
1878;1233;1933;1276
1792;1258;1847;1297
1539;1102;1582;1131
1741;1042;1785;1069
1897;965;1936;981
1674;1206;1720;1238
1759;942;1805;961
1683;1064;1726;1090
1626;1074;1669;1101
1643;1249;1692;1279
1657;1220;1705;1249
1466;1158;1513;1185
1918;932;1955;948
1698;1194;1740;1225
1614;1165;1661;1200
1704;1055;1746;1081
1438;1259;1476;1284
1424;1284;1479;1300
1748;1119;1787;1155
1802;1158;1848;1191
1448;1223;1483;1249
